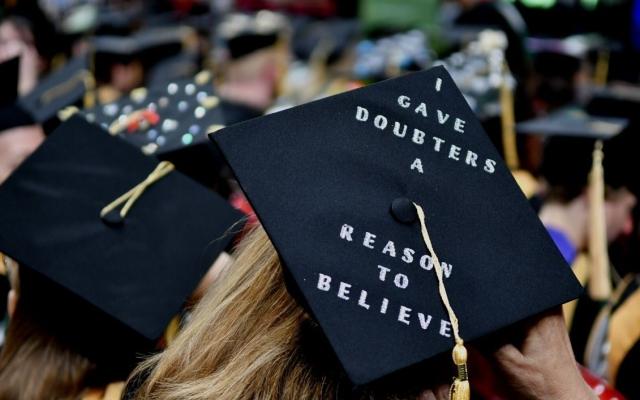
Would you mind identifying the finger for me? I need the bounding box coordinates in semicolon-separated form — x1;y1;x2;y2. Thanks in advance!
493;342;525;363
435;383;451;400
417;390;437;400
520;307;571;355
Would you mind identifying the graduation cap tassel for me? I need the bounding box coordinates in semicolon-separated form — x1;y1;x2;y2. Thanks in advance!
587;141;612;301
594;50;610;87
100;161;175;223
413;203;470;400
500;63;519;171
83;48;97;109
0;252;6;276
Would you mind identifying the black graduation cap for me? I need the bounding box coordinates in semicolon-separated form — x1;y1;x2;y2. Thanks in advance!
291;17;360;65
0;57;20;107
518;107;636;198
92;26;190;60
0;116;243;377
0;104;34;132
217;11;289;59
55;2;144;36
527;35;600;77
218;100;263;126
92;26;195;84
146;52;200;86
517;106;629;140
0;57;34;132
18;54;91;129
82;71;231;189
210;66;583;384
586;83;640;120
94;3;145;36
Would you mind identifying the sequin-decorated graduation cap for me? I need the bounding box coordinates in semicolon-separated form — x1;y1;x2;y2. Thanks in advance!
0;116;243;376
210;66;583;386
83;71;230;189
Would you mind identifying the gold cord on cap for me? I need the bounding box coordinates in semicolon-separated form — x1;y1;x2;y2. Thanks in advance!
100;161;175;220
413;203;470;400
39;70;89;106
57;106;80;121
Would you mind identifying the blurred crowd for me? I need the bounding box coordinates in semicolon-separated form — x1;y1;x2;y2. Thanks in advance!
1;0;640;399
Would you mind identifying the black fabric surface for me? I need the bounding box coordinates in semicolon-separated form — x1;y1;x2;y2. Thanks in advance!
0;116;243;364
211;66;583;384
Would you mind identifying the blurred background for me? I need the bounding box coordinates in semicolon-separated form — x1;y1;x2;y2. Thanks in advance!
1;0;640;399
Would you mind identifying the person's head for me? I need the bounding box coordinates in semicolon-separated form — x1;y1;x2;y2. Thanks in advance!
0;17;34;50
0;256;97;400
109;60;144;93
604;186;637;241
127;225;450;400
0;17;44;95
0;125;45;185
540;136;637;244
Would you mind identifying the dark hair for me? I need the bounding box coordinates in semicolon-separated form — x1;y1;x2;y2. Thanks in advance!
540;135;637;203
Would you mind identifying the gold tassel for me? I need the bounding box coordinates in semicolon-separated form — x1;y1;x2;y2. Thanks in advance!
450;343;470;400
83;72;96;109
588;140;612;301
500;62;519;171
0;252;6;276
83;47;97;109
451;378;470;400
594;50;610;87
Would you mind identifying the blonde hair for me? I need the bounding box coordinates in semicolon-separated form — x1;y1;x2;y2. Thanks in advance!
0;258;97;400
127;226;434;400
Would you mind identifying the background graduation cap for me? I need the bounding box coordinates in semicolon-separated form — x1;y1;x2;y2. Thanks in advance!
92;26;198;86
82;71;254;193
585;82;640;120
527;35;607;74
0;57;20;107
516;105;635;227
51;1;144;36
515;106;631;190
290;17;360;66
0;116;243;378
17;54;93;132
518;106;637;363
210;66;583;385
0;57;34;132
517;106;629;140
215;11;289;60
526;35;611;109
